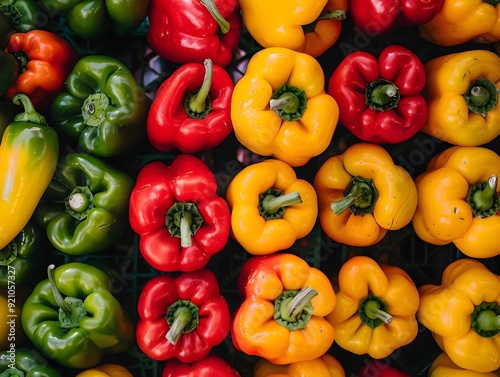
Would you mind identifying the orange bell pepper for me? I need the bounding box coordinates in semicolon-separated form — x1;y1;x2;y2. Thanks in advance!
253;354;345;377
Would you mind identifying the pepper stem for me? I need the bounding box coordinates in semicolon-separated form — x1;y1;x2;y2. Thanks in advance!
12;93;46;125
476;310;500;332
184;59;213;119
466;174;500;218
258;188;302;220
464;77;499;115
274;287;318;331
286;286;318;320
270;83;307;121
317;9;346;21
47;264;86;329
82;93;110;127
166;300;200;345
365;300;393;324
330;177;378;216
472;302;500;338
365;79;400;111
200;0;230;34
0;242;17;266
65;186;94;221
179;212;193;247
166;202;204;247
359;293;392;329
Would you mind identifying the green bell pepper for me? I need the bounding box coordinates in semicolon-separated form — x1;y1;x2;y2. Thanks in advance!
50;55;150;157
34;152;134;256
0;347;63;376
0;0;47;33
21;262;135;369
0;220;47;287
40;0;148;39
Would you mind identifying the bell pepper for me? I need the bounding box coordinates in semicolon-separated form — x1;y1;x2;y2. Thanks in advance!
412;145;500;258
420;49;500;147
253;354;345;377
147;58;234;154
34;152;134;256
162;355;241;376
313;143;417;247
239;0;347;57
76;364;133;376
417;258;500;373
232;253;336;365
50;55;151;158
327;44;427;144
0;348;63;377
358;361;411;377
41;0;148;39
136;268;230;363
225;158;317;255
0;0;48;32
147;0;242;67
129;154;231;272
4;29;78;110
349;0;444;37
0;220;47;287
0;93;58;250
326;256;420;359
0;12;17;97
231;47;339;167
429;352;500;377
21;262;135;369
419;0;500;46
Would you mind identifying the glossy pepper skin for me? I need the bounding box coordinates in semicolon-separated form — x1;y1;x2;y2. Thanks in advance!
34;153;134;256
326;256;419;359
41;0;148;39
0;0;48;32
412;146;500;258
147;0;242;67
51;55;150;158
162;355;241;377
0;348;63;377
0;94;58;250
136;269;231;363
226;158;317;255
253;354;345;377
21;262;135;369
239;0;347;57
0;220;47;287
4;30;78;110
76;364;133;376
313;143;417;247
358;361;411;377
129;154;231;272
231;47;339;167
429;352;499;377
147;59;234;154
421;50;500;146
417;258;500;373
328;44;427;144
419;0;500;46
349;0;443;37
232;253;336;365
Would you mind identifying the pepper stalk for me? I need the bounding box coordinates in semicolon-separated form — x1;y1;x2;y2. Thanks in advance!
274;286;318;331
184;59;213;119
259;188;303;220
165;299;200;345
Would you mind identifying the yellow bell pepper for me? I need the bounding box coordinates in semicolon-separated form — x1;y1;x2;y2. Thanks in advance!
325;256;420;359
253;354;345;377
226;158;318;255
421;49;500;146
419;0;500;46
232;253;336;365
231;47;339;167
429;352;500;377
417;258;500;373
239;0;347;57
75;364;133;376
313;143;417;247
412;145;500;258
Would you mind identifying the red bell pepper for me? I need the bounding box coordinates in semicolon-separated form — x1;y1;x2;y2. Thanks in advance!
136;269;231;363
129;153;231;272
147;59;234;154
147;0;242;67
4;30;78;110
349;0;444;37
162;355;241;376
328;44;427;144
358;361;411;377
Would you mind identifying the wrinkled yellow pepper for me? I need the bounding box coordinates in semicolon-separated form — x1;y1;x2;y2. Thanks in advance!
419;0;500;46
412;146;500;258
76;364;133;377
421;49;500;146
231;47;339;167
326;256;420;359
313;143;417;247
418;258;500;373
253;354;345;377
429;352;500;377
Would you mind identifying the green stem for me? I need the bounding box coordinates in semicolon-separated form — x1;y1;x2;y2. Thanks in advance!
284;286;318;320
330;177;378;216
364;300;393;324
65;186;94;221
0;242;17;266
82;93;110;127
464;77;499;115
11;50;28;74
269;94;301;114
261;191;302;215
365;79;400;111
274;287;318;331
12;93;46;125
200;0;230;34
166;300;200;345
166;202;204;247
476;310;500;332
316;9;346;21
270;83;307;121
179;212;193;247
472;302;500;338
466;174;500;218
184;58;213;119
359;293;392;329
